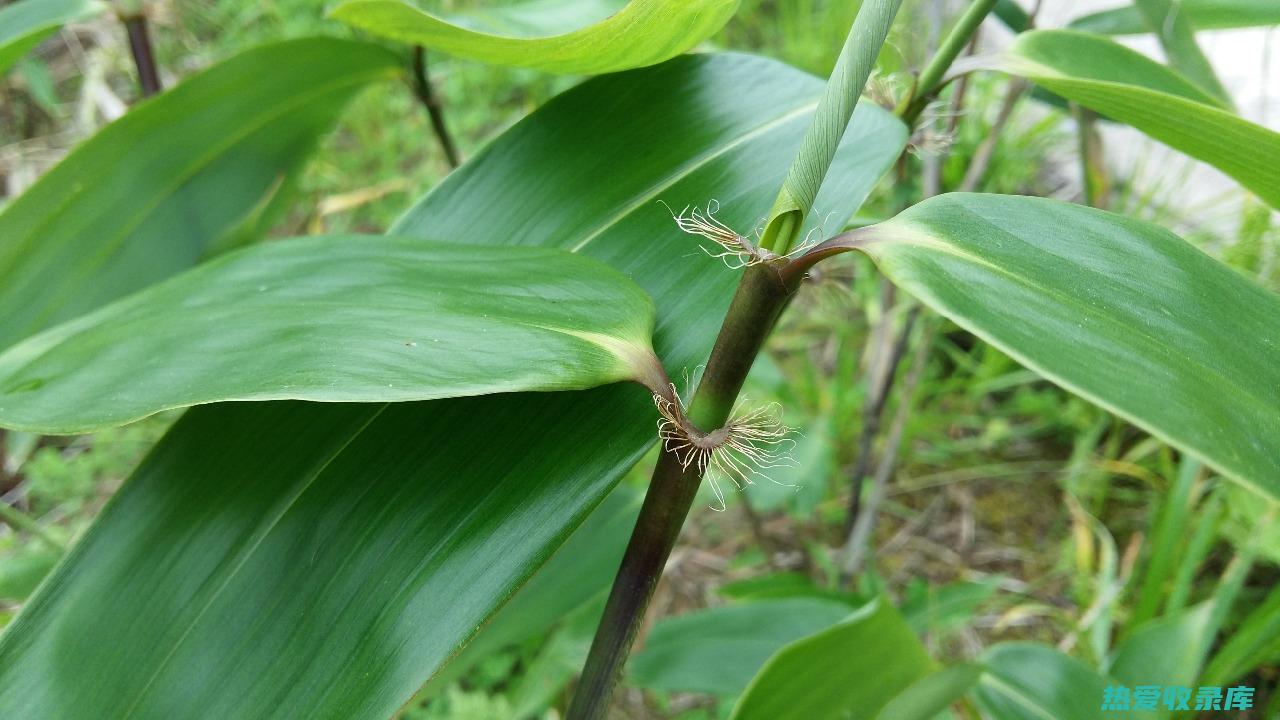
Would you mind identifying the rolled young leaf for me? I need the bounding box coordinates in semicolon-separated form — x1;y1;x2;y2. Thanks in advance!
329;0;737;74
0;0;102;75
998;30;1280;207
0;38;402;351
843;193;1280;499
0;54;907;720
0;238;662;434
1070;0;1280;35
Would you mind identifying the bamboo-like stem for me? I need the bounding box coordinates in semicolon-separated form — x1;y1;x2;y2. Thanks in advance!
412;47;461;169
899;0;998;126
122;13;162;97
567;264;793;720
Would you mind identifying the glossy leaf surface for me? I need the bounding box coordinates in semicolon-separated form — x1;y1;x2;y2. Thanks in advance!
1001;30;1280;207
0;0;101;74
730;599;932;719
877;663;982;720
1071;0;1280;34
0;38;402;351
330;0;737;74
0;238;659;434
859;193;1280;498
0;54;907;720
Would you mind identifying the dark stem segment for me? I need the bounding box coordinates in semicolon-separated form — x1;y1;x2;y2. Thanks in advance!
842;304;918;537
123;14;161;97
568;264;794;720
412;47;461;169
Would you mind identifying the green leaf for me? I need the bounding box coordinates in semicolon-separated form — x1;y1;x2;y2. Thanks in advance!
730;598;933;720
973;643;1160;720
1131;0;1230;104
628;598;856;698
0;38;402;352
1202;583;1280;687
1000;29;1280;207
0;54;907;720
1110;602;1215;691
853;193;1280;499
0;237;660;434
418;484;642;698
877;663;982;720
1071;0;1280;35
329;0;737;74
0;0;102;75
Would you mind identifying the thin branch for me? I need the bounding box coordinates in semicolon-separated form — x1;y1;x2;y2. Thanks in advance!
840;317;933;581
958;78;1028;192
412;47;461;169
842;302;919;537
899;0;999;126
122;13;162;97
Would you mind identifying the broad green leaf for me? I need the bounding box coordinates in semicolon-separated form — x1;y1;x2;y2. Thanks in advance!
1132;0;1230;104
0;238;660;434
0;38;402;351
329;0;737;74
877;663;982;720
1000;30;1280;207
0;54;907;720
853;193;1280;499
973;643;1160;720
1110;602;1215;691
730;599;933;720
1071;0;1280;35
417;484;642;697
628;598;856;698
0;0;102;75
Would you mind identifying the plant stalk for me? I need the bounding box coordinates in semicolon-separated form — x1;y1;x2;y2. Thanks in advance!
412;47;461;169
567;264;794;720
122;12;162;97
899;0;998;126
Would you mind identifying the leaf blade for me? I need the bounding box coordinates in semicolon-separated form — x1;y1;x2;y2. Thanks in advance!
0;53;908;720
0;0;102;75
0;37;402;351
859;192;1280;498
1000;30;1280;207
329;0;738;74
0;238;658;434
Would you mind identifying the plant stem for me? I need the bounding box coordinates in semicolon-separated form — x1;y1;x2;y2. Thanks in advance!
842;301;917;537
122;12;162;97
758;0;904;255
840;316;932;581
412;47;461;169
568;264;793;719
958;78;1028;192
899;0;998;126
1074;105;1110;209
